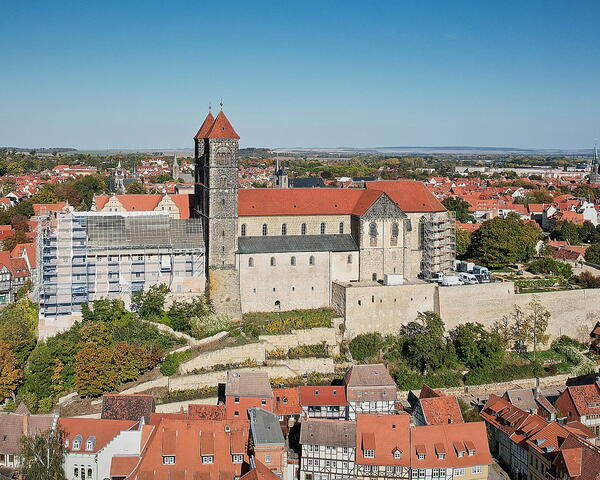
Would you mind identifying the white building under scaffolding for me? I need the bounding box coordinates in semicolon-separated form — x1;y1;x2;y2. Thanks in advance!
36;208;205;338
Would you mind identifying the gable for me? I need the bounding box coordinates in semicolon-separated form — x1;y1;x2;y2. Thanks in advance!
361;193;407;220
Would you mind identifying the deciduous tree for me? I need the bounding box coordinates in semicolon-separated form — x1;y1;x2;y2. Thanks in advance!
0;340;21;401
19;428;66;480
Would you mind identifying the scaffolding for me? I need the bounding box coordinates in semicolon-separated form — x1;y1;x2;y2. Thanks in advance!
421;211;456;280
38;210;205;321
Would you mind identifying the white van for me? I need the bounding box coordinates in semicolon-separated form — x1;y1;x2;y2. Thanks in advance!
459;272;479;285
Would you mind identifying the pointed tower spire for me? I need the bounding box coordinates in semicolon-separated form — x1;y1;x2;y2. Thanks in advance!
594;144;598;165
206;110;239;139
194;110;216;139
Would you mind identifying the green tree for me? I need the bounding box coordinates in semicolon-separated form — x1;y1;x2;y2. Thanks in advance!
585;243;600;265
30;187;59;204
131;284;169;321
525;298;550;363
75;345;119;397
0;340;22;401
442;197;474;223
400;312;454;374
0;300;37;367
579;221;596;243
78;321;112;348
19;428;66;480
22;344;54;400
449;322;505;370
551;221;581;245
455;229;471;258
469;213;541;268
2;230;29;251
348;333;384;362
125;182;147;194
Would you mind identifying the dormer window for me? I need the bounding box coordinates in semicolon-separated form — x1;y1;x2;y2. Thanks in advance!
393;449;401;459
72;435;82;451
163;455;176;465
364;449;375;458
202;455;214;464
85;436;95;451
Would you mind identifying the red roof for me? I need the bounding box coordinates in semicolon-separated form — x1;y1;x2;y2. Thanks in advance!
206;111;240;139
298;385;347;406
273;387;301;416
238;188;383;217
355;413;411;466
110;456;139;477
58;417;137;453
364;180;446;212
419;395;464;426
195;111;215;139
93;194;192;219
561;382;600;417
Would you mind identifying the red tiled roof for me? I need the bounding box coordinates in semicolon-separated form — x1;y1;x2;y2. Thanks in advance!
298;386;347;406
355;414;411;466
238;188;383;217
364;180;446;212
32;202;67;216
273;387;301;416
58;417;137;453
239;459;281;480
111;456;140;477
561;382;600;417
419;395;464;426
206;111;240;139
195;112;215;139
188;405;226;420
94;194;192;219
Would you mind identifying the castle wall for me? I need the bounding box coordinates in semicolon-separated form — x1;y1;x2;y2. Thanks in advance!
339;281;600;345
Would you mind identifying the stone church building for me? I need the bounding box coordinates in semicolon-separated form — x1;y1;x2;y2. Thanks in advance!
192;110;455;318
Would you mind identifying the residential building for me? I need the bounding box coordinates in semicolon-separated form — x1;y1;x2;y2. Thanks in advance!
408;385;464;426
101;394;156;423
299;418;357;480
248;408;286;477
344;364;398;419
298;386;348;420
0;404;55;470
502;387;556;421
225;371;275;420
555;381;600;441
59;417;140;480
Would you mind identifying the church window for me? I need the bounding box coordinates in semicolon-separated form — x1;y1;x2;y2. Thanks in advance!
241;224;247;236
281;223;287;235
291;256;296;266
391;222;399;246
270;257;276;266
301;223;307;235
262;224;268;236
220;175;226;187
369;222;378;237
309;256;315;266
320;222;326;234
248;257;254;267
347;254;352;264
339;222;344;234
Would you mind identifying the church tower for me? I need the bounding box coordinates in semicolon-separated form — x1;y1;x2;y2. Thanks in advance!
194;108;242;318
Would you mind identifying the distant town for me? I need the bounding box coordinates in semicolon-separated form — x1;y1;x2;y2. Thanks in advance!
1;110;600;480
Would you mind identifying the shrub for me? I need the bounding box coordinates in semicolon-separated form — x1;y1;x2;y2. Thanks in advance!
287;342;328;359
241;309;335;337
576;271;600;289
160;350;192;376
551;335;586;352
349;333;384;362
527;258;573;278
190;313;233;339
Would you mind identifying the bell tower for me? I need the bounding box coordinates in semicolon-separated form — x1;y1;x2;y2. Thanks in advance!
194;108;242;318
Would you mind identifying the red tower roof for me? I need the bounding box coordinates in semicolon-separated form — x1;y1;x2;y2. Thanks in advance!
194;111;215;139
206;110;240;139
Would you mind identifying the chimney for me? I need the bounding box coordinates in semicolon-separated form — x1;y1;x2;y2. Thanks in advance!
22;413;29;436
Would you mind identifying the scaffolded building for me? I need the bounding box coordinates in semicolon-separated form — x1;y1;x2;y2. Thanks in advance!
421;211;456;280
37;209;205;335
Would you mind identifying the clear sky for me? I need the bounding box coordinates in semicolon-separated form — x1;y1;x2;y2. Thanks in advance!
1;1;599;150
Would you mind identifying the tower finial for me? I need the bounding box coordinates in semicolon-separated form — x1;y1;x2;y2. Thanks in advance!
208;102;212;112
220;98;224;110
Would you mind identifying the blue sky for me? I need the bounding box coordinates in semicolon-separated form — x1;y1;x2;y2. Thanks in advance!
1;0;599;149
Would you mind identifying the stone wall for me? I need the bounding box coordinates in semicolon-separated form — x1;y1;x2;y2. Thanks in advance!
339;280;600;344
178;325;341;374
121;358;335;394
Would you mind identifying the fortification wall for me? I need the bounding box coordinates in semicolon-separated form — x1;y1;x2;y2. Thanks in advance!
339;281;600;343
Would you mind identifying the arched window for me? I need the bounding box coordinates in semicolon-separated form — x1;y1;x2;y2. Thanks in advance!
309;255;315;265
347;254;352;264
369;222;378;237
270;257;276;266
220;175;227;187
248;257;254;267
274;300;281;310
418;216;426;250
339;222;344;234
291;256;296;266
391;222;399;246
301;223;307;235
241;224;247;236
262;224;268;236
281;223;287;235
320;222;326;234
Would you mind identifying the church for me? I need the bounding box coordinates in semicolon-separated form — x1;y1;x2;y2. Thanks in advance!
192;109;455;318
